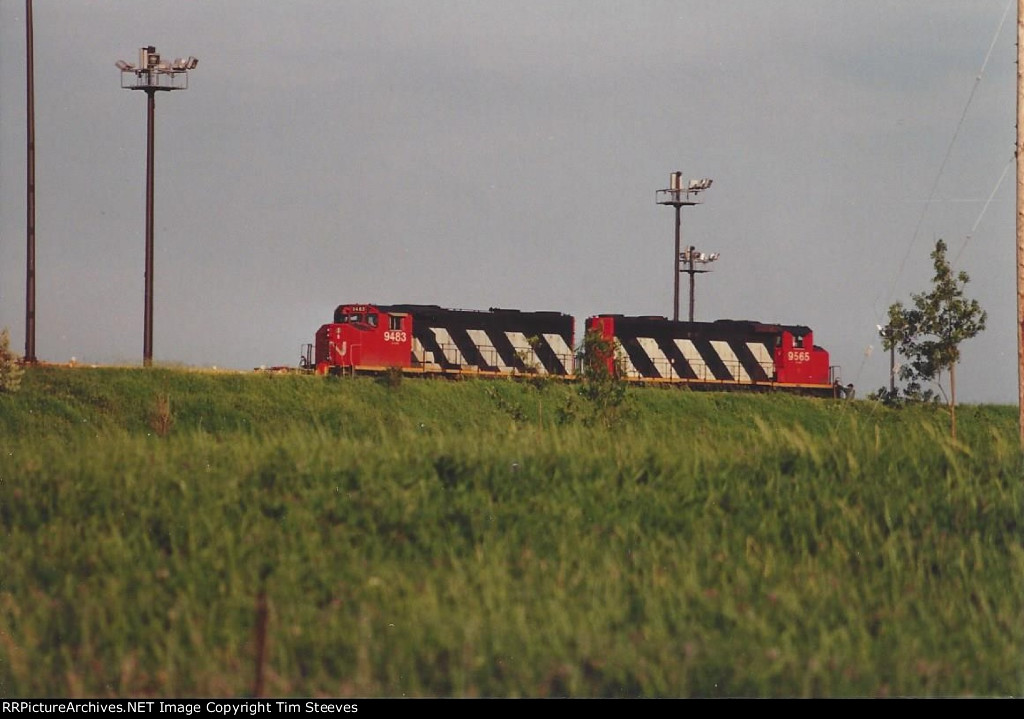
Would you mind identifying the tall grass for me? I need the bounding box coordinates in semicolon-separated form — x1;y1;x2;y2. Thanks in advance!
0;367;1021;697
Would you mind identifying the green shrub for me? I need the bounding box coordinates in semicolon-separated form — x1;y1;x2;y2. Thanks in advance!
0;327;24;393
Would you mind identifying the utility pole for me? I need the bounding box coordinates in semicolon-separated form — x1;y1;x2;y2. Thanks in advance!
24;0;36;363
656;172;712;322
1017;0;1024;445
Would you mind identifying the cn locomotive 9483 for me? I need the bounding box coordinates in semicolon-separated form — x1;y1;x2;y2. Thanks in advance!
307;302;843;397
312;304;575;377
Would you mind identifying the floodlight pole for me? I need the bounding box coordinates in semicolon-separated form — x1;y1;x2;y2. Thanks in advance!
688;247;695;321
143;87;156;366
24;0;36;363
889;340;896;394
680;246;718;323
656;172;711;322
118;46;196;367
879;325;896;394
674;204;682;321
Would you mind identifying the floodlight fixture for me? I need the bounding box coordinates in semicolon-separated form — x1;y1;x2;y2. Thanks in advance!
116;45;197;367
117;45;195;91
684;250;720;264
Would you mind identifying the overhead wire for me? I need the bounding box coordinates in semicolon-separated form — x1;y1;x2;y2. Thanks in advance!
953;155;1014;264
875;0;1012;317
852;0;1014;395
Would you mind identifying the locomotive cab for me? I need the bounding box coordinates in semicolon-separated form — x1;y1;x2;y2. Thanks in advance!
773;328;830;385
314;304;412;374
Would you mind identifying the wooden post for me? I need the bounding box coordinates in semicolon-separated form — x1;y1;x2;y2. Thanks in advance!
25;0;36;363
1018;0;1024;444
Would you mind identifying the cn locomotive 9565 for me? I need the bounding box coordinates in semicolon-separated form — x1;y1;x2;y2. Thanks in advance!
307;303;844;397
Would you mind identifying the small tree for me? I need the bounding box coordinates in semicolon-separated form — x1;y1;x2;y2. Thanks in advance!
0;327;25;393
558;328;632;427
881;239;986;438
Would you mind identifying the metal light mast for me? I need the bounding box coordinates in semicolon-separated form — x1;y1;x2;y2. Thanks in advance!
117;47;197;367
679;246;720;323
656;172;713;321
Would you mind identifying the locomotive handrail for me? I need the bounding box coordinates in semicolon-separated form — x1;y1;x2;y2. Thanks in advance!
432;341;573;376
622;355;768;384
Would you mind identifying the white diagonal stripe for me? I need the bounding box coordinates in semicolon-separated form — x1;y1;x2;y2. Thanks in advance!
675;339;710;381
507;331;544;374
466;329;509;370
637;337;674;379
542;333;574;374
431;328;465;366
746;342;774;377
618;348;640;378
712;340;748;382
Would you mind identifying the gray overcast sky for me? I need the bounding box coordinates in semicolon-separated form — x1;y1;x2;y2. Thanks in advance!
1;1;1017;403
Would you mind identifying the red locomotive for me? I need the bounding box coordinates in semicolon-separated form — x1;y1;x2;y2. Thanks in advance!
584;314;837;394
308;303;843;396
311;303;575;378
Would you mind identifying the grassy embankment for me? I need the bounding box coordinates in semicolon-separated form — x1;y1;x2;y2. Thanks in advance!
0;366;1021;697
